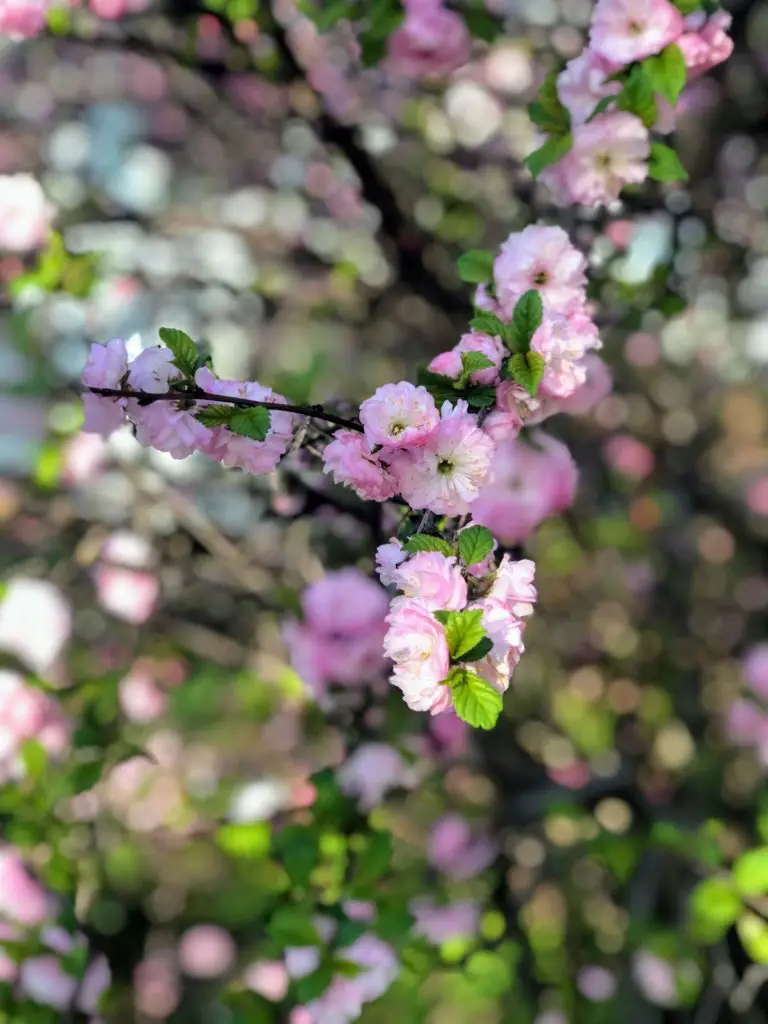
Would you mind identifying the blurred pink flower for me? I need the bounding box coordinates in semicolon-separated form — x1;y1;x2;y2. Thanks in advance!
603;434;655;480
338;742;421;810
0;174;54;247
178;925;236;979
18;956;77;1010
119;669;167;723
577;965;617;1002
0;845;55;926
384;0;471;80
678;11;733;80
243;960;290;1001
410;898;480;944
589;0;684;65
93;565;159;624
0;578;71;677
632;950;678;1007
743;644;768;699
428;814;497;879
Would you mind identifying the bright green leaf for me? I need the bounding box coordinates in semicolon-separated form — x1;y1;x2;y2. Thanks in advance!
672;0;703;13
195;404;235;428
434;609;487;661
524;132;572;177
617;65;658;128
417;367;462;406
469;311;504;336
293;962;334;1002
274;825;319;887
734;848;768;897
458;525;494;566
456;351;495;388
644;44;688;106
20;740;47;782
649;142;689;182
267;905;319;946
158;327;199;377
508;351;546;397
216;822;271;860
459;637;494;662
737;912;768;964
689;877;742;942
456;250;495;284
527;70;571;134
447;666;503;730
230;406;271;442
512;290;543;350
586;94;618;122
404;535;454;557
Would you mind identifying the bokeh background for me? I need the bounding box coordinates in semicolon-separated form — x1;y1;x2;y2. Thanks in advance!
3;0;768;1021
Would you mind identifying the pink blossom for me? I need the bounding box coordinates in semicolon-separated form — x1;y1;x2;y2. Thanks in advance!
454;332;505;385
488;556;537;618
119;668;167;722
428;712;469;758
391;551;467;611
178;925;236;979
410;898;480;944
0;578;71;678
337;742;420;810
530;313;600;401
323;430;398;502
589;0;684;65
384;0;471;80
472;596;526;694
132;403;213;460
81;392;127;436
578;965;617;1002
389;401;495;516
243;960;290;1002
384;599;452;714
0;173;54;248
557;49;621;126
428;813;498;879
0;846;55;926
743;644;768;700
472;433;578;545
483;381;541;443
82;339;128;390
603;433;655;479
677;12;733;79
0;671;71;780
541;112;650;208
359;382;439;449
127;346;182;394
375;539;407;586
61;433;108;485
632;951;679;1008
427;350;463;379
494;225;587;318
19;956;77;1010
302;570;389;637
726;699;767;747
93;565;159;624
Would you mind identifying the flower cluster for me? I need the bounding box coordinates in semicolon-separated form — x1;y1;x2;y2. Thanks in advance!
384;0;471;80
380;536;536;729
527;0;734;206
0;670;70;785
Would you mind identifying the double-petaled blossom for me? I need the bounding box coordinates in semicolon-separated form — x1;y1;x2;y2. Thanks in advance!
390;551;467;611
127;346;182;394
557;49;622;126
323;430;398;502
359;381;439;449
383;599;452;714
493;225;587;319
588;0;684;65
677;11;734;79
384;0;471;80
81;338;129;436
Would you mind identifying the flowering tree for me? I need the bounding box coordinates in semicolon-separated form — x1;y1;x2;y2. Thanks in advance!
4;1;768;1022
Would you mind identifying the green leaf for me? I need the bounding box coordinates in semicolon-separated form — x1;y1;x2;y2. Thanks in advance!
617;65;658;128
527;70;571;134
275;826;319;887
267;905;319;946
469;311;504;336
734;848;768;897
672;0;703;13
586;94;618;123
512;290;543;350
434;609;488;661
456;250;495;284
458;525;494;566
417;367;462;406
689;878;742;943
293;962;334;1003
195;404;235;428
358;0;405;66
216;822;271;860
333;919;367;949
404;534;454;557
649;142;689;182
447;666;503;730
524;132;572;177
229;406;271;442
20;740;47;782
158;327;199;377
459;637;494;662
352;831;393;888
374;903;414;943
69;760;104;794
508;351;546;397
737;912;768;964
643;43;687;106
460;8;499;42
457;351;495;388
465;387;497;408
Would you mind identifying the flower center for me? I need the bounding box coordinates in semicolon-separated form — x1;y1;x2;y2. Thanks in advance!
628;19;643;34
389;422;406;436
533;269;549;285
596;151;613;170
437;459;455;476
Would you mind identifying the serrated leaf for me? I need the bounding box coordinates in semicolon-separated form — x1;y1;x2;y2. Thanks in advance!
617;65;658;128
457;350;495;388
267;906;319;946
457;250;495;284
158;327;198;377
447;666;503;730
230;406;271;442
524;132;572;177
644;43;687;106
508;352;546;397
459;636;494;662
527;70;571;134
586;94;618;123
465;387;496;408
417;367;462;405
649;142;689;182
458;525;494;566
469;311;504;336
433;609;487;661
195;404;234;428
512;290;543;349
404;534;455;557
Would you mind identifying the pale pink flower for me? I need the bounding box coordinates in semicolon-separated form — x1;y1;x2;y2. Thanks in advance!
132;403;213;460
483;381;541;443
118;669;167;722
391;551;467;611
93;566;159;624
384;0;471;80
375;539;407;586
384;598;452;714
530;313;599;401
743;644;768;700
427;350;463;379
488;556;537;618
542;112;650;208
243;961;290;1002
61;433;108;485
337;742;420;810
428;813;498;879
726;699;766;747
127;346;182;394
0;173;54;248
0;578;71;678
343;901;376;922
389;401;495;516
557;49;622;126
298;935;398;1024
410;898;480;945
589;0;684;65
0;845;55;926
359;382;439;449
323;430;398;502
77;957;111;1015
472;596;526;694
428;712;469;757
472;433;578;545
603;433;655;479
578;965;617;1002
82;339;128;390
302;570;389;637
494;225;587;318
178;926;236;979
677;12;733;79
81;392;127;436
632;951;679;1008
19;956;77;1010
